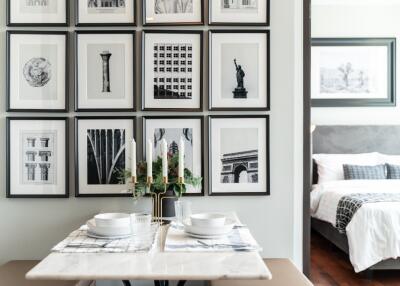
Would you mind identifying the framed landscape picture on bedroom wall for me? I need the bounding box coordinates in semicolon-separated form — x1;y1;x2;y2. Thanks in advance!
7;117;69;198
76;0;136;26
311;38;396;107
143;116;204;196
143;0;203;25
75;117;136;197
142;30;203;111
75;31;135;111
209;30;270;111
7;0;68;26
208;115;270;196
7;31;68;112
209;0;270;26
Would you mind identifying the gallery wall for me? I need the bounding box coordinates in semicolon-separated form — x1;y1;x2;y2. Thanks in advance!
312;0;400;124
0;0;304;271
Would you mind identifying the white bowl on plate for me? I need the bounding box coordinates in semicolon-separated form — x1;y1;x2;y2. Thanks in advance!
87;219;131;237
94;213;130;228
183;218;235;236
190;213;226;228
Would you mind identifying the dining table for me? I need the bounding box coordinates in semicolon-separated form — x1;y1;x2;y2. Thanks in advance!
25;215;272;286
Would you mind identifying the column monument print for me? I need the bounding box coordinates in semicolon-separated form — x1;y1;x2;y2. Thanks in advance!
100;51;112;93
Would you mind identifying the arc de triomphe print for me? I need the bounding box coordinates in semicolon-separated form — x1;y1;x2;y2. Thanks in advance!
220;150;258;183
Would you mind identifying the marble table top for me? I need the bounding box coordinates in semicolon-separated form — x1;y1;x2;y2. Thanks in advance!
26;225;272;281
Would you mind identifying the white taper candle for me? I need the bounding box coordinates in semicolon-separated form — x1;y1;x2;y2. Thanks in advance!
179;137;185;178
162;139;168;177
147;139;153;177
131;139;136;177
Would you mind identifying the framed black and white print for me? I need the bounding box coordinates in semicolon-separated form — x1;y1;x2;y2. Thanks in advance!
7;31;68;112
7;0;68;26
142;31;203;111
312;38;396;107
209;30;270;111
143;116;204;196
143;0;203;26
75;117;135;197
75;31;135;112
76;0;136;26
7;117;68;198
209;0;269;26
208;115;270;196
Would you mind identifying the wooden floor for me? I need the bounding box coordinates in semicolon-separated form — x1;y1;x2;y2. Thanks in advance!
310;231;400;286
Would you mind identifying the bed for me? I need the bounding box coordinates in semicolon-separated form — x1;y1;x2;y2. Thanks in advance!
311;125;400;272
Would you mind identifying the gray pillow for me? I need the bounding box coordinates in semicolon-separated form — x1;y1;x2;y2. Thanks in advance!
386;164;400;179
343;164;386;180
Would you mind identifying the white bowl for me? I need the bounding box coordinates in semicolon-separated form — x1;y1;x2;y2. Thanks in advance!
87;219;131;237
94;213;130;228
183;218;235;236
190;213;226;228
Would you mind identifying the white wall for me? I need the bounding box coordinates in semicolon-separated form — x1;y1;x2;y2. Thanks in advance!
312;1;400;125
0;0;304;272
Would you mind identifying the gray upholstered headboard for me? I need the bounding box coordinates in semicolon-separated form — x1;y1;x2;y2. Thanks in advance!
313;125;400;155
312;125;400;184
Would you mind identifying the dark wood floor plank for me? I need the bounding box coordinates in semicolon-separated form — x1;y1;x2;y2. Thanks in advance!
311;231;400;286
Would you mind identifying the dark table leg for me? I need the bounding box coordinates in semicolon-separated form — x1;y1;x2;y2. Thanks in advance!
177;281;187;286
122;281;132;286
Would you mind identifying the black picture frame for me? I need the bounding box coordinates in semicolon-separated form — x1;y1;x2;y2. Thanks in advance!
7;0;69;27
141;30;204;112
208;0;270;26
142;116;205;197
75;0;137;27
75;116;137;198
311;38;396;107
208;30;270;111
142;0;204;26
208;115;270;196
74;30;136;112
6;31;69;113
6;117;69;198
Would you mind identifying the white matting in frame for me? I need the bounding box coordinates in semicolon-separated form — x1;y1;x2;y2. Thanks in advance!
77;0;135;25
8;32;67;111
76;117;135;196
76;32;135;110
209;0;268;25
8;118;67;197
209;116;269;195
144;0;203;25
143;117;203;195
209;31;269;110
9;0;67;25
143;31;202;110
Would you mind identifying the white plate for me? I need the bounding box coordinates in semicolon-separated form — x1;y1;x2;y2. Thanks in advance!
185;231;231;239
87;219;131;237
86;231;131;240
183;218;235;236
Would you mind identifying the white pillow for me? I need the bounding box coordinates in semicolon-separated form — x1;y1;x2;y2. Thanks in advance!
313;153;383;184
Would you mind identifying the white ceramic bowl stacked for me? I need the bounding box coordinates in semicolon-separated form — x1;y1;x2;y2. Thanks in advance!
87;213;131;238
183;213;235;238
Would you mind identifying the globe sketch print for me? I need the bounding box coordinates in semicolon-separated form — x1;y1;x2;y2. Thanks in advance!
23;57;52;87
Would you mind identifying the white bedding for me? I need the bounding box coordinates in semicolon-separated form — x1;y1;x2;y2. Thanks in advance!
311;180;400;272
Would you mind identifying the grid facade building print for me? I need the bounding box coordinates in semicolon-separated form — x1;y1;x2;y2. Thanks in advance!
153;43;193;100
26;0;49;6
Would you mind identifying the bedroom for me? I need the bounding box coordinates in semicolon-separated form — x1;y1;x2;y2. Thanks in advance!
310;0;400;284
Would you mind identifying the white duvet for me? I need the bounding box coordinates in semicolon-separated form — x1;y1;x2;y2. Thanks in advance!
311;180;400;272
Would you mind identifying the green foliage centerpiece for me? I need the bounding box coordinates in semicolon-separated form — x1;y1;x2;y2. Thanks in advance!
118;153;202;220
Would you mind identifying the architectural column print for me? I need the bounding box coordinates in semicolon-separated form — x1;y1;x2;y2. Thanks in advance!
100;51;112;93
